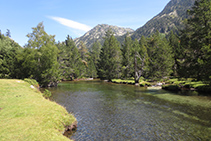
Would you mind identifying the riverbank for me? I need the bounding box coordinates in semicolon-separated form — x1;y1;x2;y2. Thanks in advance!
112;78;211;94
111;79;152;86
111;79;211;113
162;78;211;94
0;79;76;140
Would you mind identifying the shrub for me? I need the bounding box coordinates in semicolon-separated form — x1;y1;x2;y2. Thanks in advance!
43;89;52;99
162;85;180;91
24;78;39;89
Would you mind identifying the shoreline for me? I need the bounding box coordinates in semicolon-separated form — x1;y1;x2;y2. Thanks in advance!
0;79;76;140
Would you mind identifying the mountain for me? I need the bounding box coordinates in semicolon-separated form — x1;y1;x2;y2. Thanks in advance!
131;0;195;39
74;0;195;48
74;24;134;49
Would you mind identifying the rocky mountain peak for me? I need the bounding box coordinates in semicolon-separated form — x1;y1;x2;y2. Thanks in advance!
74;24;134;49
131;0;195;39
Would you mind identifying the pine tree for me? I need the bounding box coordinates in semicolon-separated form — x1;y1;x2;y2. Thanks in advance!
147;31;173;79
122;34;134;79
89;41;102;78
180;0;211;83
169;31;181;76
98;29;122;81
61;35;83;80
90;41;102;70
133;36;149;84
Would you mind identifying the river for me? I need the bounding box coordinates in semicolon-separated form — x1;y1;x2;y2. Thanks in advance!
48;80;211;141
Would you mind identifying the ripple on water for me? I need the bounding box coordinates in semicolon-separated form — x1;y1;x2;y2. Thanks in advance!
49;81;211;141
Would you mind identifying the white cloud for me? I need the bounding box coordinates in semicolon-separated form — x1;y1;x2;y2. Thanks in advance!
48;16;92;32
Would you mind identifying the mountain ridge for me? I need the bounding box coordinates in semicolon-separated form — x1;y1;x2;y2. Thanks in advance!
74;0;196;48
131;0;195;39
74;24;134;49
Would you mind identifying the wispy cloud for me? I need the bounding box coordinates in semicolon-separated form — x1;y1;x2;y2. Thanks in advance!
48;16;92;32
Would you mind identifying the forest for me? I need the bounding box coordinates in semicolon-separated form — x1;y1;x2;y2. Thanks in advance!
0;0;210;87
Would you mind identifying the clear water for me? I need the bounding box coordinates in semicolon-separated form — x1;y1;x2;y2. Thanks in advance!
48;80;211;141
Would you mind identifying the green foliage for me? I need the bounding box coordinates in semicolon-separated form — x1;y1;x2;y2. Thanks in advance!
24;78;39;88
21;22;60;87
98;29;122;81
134;36;149;83
147;31;174;79
0;34;22;78
180;0;211;84
169;31;182;76
58;35;84;80
162;84;180;91
122;34;134;79
2;0;210;87
112;79;135;84
89;41;102;78
139;81;152;87
43;89;52;98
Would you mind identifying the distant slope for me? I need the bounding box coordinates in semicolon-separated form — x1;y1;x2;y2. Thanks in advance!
74;24;134;49
131;0;195;39
74;0;195;48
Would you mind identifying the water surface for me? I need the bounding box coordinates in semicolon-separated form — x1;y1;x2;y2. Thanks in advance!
49;80;211;140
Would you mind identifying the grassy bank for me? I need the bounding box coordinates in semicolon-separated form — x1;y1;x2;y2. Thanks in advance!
162;78;211;93
0;79;76;140
112;79;151;86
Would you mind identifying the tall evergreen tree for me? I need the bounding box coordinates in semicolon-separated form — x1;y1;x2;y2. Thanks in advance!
169;31;181;76
98;29;122;81
147;31;173;79
90;41;102;70
133;36;149;84
89;41;102;78
180;0;211;83
122;34;134;79
6;29;11;38
61;35;83;79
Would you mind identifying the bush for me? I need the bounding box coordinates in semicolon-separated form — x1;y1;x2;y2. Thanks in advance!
43;89;52;99
24;78;39;88
140;81;152;87
196;85;211;93
162;85;180;91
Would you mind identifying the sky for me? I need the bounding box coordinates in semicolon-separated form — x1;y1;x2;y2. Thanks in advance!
0;0;170;46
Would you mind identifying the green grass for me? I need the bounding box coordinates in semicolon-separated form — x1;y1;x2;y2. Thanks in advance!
112;79;152;87
0;79;76;141
164;78;211;93
112;79;135;83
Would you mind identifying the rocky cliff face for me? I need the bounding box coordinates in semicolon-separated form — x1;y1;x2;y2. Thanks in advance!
74;24;134;49
131;0;195;39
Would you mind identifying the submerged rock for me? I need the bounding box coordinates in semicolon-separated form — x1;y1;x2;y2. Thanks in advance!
63;121;78;137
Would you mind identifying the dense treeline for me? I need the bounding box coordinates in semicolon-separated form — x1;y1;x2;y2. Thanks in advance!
0;0;210;87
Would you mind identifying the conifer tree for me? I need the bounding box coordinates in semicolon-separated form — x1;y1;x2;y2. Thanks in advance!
147;31;173;79
169;31;182;76
122;34;134;79
180;0;211;83
64;35;82;79
133;36;149;84
89;41;102;78
90;41;102;70
98;29;122;81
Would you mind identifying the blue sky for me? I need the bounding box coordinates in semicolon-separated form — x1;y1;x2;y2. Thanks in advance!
1;0;170;46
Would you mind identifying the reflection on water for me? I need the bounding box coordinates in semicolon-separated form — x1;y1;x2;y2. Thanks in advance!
48;80;211;141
